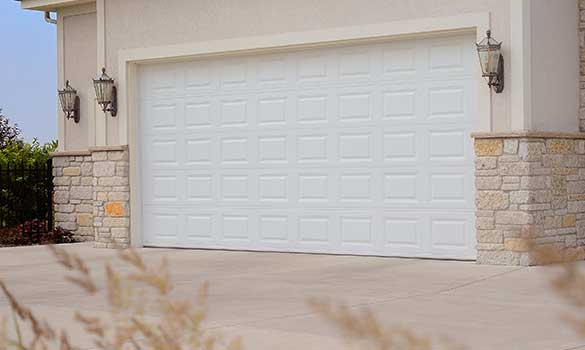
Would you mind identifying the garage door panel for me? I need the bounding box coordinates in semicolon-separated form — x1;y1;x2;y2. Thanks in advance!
140;34;477;259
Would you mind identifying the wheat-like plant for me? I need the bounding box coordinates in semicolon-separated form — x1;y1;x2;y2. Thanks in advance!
0;246;242;350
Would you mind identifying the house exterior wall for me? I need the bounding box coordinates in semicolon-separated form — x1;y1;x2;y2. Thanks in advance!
38;0;582;264
59;6;97;151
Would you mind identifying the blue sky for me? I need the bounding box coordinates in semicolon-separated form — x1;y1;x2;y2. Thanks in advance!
0;1;57;143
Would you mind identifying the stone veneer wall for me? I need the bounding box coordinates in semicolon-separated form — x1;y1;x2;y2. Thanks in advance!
474;133;585;265
52;146;130;248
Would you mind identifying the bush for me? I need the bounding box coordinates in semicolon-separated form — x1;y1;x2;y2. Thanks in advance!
0;224;74;247
0;139;57;230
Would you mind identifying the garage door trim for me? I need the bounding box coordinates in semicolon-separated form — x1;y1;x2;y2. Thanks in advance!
121;13;491;249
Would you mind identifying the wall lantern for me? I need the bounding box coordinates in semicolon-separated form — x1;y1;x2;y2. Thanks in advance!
93;67;117;117
58;80;80;123
476;30;504;93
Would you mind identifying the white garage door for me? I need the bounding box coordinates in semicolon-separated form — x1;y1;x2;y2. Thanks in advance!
138;34;477;259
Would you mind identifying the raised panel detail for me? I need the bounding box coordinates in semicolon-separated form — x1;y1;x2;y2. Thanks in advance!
384;174;417;201
152;141;177;164
429;88;464;117
383;48;416;73
185;102;212;128
150;104;177;129
186;138;212;164
297;135;327;163
431;174;465;201
260;216;288;241
299;174;328;202
339;94;371;122
340;174;372;201
298;95;327;123
384;132;416;160
220;100;247;126
259;136;287;163
341;217;372;244
429;131;465;159
186;215;213;238
259;175;288;201
299;217;329;243
152;214;179;238
221;175;248;200
221;137;248;164
383;91;416;119
152;176;177;201
187;175;213;200
258;97;286;125
432;219;466;247
222;215;249;239
385;218;418;246
339;133;371;162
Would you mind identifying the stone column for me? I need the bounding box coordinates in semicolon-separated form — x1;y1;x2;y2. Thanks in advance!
473;132;585;265
52;151;94;241
51;146;130;248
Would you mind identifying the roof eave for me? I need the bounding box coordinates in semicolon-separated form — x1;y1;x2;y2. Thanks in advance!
19;0;95;11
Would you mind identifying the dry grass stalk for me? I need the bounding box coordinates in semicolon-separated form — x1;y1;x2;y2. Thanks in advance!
0;245;242;350
308;299;464;350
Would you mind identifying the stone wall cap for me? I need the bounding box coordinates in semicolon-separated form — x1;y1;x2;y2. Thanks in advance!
471;131;585;140
50;150;92;157
89;145;129;152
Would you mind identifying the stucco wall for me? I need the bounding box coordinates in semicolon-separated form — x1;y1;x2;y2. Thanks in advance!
100;0;511;142
530;0;579;132
61;9;96;150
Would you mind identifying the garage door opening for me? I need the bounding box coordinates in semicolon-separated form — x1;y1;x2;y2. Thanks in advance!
137;33;477;259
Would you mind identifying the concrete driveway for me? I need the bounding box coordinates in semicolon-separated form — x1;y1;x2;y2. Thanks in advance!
0;243;582;350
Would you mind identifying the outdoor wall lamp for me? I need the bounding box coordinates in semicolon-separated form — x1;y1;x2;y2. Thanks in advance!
93;68;117;117
476;30;504;93
58;80;80;123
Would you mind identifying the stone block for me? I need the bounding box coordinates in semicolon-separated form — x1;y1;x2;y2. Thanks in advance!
520;176;550;190
568;181;585;194
63;167;81;176
92;151;108;161
55;213;76;222
53;177;70;186
563;214;577;228
546;139;575;154
77;213;93;227
108;151;128;161
476;217;495;230
104;202;128;217
474;139;503;156
54;191;70;204
476;250;520;265
504;238;532;252
476;191;509;210
477;230;503;243
93;161;116;177
102;217;130;228
496;211;533;225
475;176;502;190
518;142;545;161
108;192;130;201
70;186;93;200
503;139;519;154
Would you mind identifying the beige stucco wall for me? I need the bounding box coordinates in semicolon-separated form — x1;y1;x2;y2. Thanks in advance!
60;7;96;150
51;0;580;148
100;0;511;143
529;0;579;132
